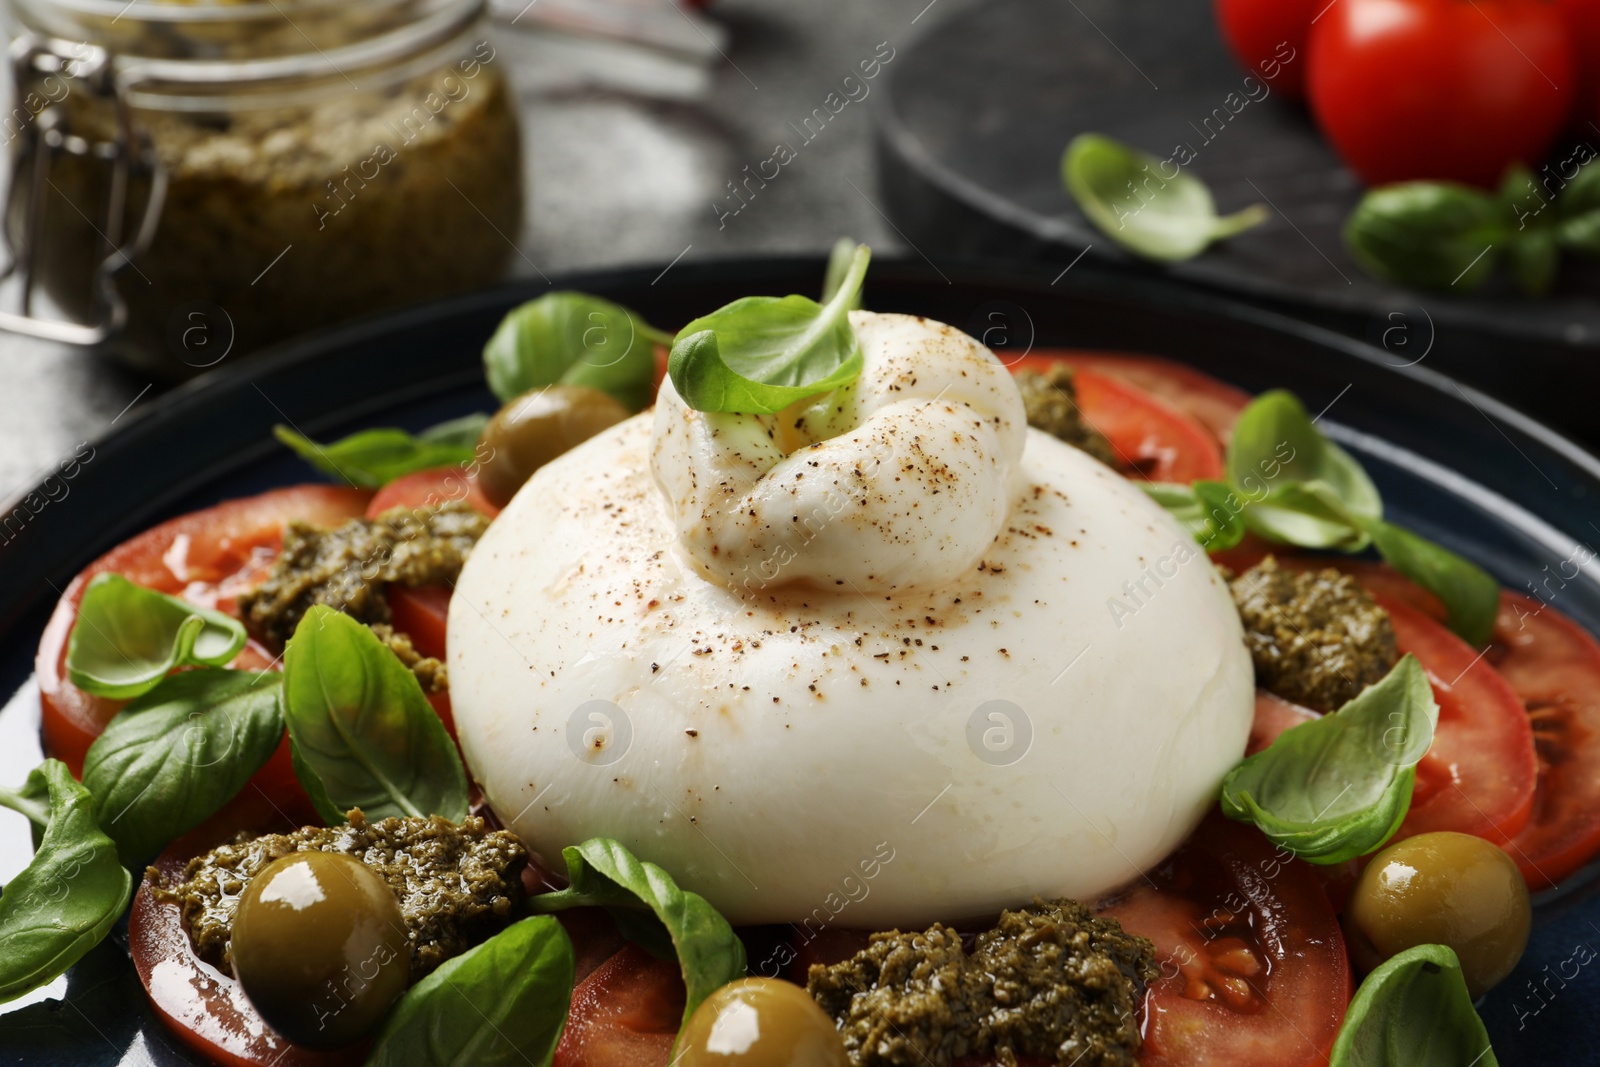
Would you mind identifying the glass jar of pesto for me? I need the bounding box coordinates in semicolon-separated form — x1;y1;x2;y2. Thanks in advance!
0;0;523;374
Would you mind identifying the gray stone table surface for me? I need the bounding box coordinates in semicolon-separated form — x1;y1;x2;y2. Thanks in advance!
0;0;983;501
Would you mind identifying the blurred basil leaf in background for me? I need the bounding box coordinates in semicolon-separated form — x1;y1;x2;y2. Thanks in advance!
1062;134;1267;261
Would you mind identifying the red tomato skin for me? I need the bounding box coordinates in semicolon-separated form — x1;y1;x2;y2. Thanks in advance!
1007;355;1226;482
1247;688;1318;755
1307;0;1574;187
1214;0;1314;98
387;584;451;662
1374;594;1537;845
35;485;371;774
1050;351;1252;447
367;465;500;519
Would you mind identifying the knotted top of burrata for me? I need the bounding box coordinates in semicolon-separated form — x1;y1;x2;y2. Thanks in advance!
448;311;1253;926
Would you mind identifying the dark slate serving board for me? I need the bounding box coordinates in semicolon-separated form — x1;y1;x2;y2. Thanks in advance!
874;0;1600;446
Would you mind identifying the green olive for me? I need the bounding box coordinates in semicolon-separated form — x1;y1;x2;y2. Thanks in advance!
679;978;848;1067
232;851;411;1048
1345;831;1530;998
477;384;630;507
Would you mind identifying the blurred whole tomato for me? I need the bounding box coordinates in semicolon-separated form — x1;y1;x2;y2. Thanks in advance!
1214;0;1317;97
1557;0;1600;123
1307;0;1574;187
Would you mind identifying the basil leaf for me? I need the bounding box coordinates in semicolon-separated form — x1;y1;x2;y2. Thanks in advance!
1330;944;1497;1067
1556;162;1600;257
1062;134;1266;262
1250;480;1373;552
529;837;746;1033
1229;390;1381;520
417;413;491;450
1506;227;1558;296
1362;519;1499;649
274;415;487;490
66;573;247;700
366;916;574;1067
0;774;49;838
282;606;468;823
83;671;284;864
1344;182;1506;290
821;236;865;310
667;244;870;415
0;761;133;1003
1220;655;1437;864
484;292;667;411
1218;390;1499;645
1143;480;1245;551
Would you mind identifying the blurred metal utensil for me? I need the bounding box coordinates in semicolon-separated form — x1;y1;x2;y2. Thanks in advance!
489;0;725;99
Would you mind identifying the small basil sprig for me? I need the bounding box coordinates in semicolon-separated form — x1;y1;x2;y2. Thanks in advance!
66;573;247;700
668;244;870;415
1329;944;1498;1067
83;671;285;864
367;916;574;1067
274;414;488;489
1221;655;1437;864
1345;182;1507;291
1227;390;1380;550
0;761;133;1004
0;774;49;840
529;837;746;1035
1142;480;1246;551
1233;392;1498;644
821;236;865;310
485;292;670;412
1062;134;1267;262
1556;161;1600;258
1153;390;1499;646
282;606;468;824
1346;163;1589;296
1499;166;1560;297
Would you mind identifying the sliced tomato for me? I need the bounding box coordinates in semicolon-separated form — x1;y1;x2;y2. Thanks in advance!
35;485;371;774
558;909;633;986
372;466;494;701
387;584;455;737
1381;594;1537;844
130;795;346;1067
388;584;451;662
1097;815;1351;1067
1316;558;1446;621
367;466;500;519
1493;592;1600;889
1229;554;1539;851
1044;350;1252;446
1008;355;1225;483
1248;689;1318;755
553;944;683;1067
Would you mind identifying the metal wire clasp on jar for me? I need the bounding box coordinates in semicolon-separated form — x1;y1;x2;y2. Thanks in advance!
0;0;524;374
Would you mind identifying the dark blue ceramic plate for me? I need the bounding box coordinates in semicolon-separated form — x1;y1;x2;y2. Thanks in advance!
1;257;1596;1064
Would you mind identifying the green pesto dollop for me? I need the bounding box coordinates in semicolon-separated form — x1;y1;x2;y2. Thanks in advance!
807;898;1155;1067
151;809;525;982
1014;363;1118;467
1230;556;1399;712
237;501;487;648
368;622;447;693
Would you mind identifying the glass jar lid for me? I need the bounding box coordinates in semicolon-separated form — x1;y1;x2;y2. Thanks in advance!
7;0;485;109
